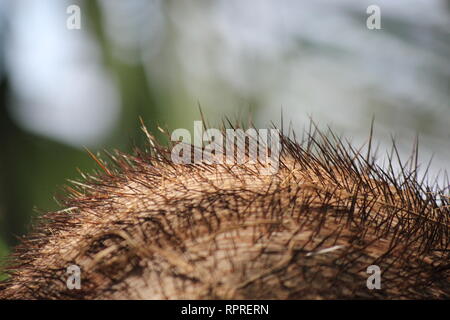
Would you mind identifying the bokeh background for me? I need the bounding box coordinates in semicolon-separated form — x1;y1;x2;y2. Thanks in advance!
0;0;449;278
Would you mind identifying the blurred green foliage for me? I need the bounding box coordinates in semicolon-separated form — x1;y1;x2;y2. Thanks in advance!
0;238;8;281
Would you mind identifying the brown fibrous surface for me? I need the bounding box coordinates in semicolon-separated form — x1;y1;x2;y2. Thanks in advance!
0;121;449;299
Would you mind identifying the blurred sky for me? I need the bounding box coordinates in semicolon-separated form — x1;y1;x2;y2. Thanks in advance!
3;0;450;170
5;0;120;146
0;0;449;251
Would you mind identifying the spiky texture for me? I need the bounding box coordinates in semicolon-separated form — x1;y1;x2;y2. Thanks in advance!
0;120;449;299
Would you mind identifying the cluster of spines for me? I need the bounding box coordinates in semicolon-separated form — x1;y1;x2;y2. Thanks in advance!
0;118;448;299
